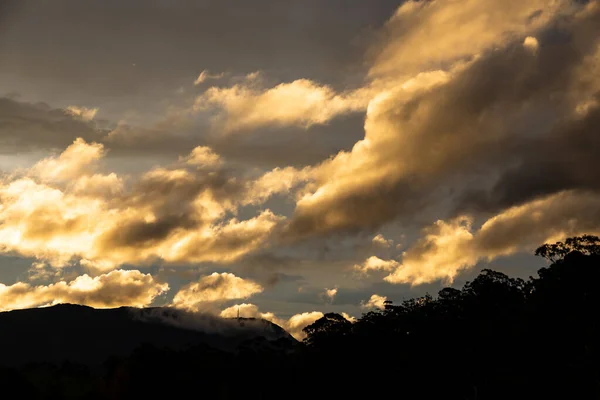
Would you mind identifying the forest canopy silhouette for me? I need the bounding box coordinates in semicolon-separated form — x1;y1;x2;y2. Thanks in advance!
2;235;600;399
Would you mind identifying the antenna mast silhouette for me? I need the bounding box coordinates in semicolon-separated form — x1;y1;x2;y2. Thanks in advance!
237;305;245;326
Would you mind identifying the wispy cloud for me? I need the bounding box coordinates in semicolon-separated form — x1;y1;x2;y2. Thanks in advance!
64;105;98;121
194;70;225;85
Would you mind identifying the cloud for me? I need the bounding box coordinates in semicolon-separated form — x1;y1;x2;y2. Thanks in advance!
27;261;62;283
459;83;600;213
0;98;105;153
0;177;117;268
180;145;222;168
194;70;225;85
64;105;98;121
284;311;324;340
285;1;600;239
385;190;600;285
0;138;285;270
0;270;168;312
523;36;540;53
11;2;595;250
220;303;281;325
194;73;371;133
353;256;398;274
361;294;387;310
243;166;312;205
341;312;357;323
172;273;263;311
220;303;356;340
221;303;322;340
284;310;356;339
125;210;284;265
29;138;106;183
323;287;338;302
0;96;211;161
372;233;393;248
385;216;477;285
283;69;456;237
135;307;289;340
369;0;563;78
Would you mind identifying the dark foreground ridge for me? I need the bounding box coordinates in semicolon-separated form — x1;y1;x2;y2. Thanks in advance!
0;304;295;367
2;235;600;399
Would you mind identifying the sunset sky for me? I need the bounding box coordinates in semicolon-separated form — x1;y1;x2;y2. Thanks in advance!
1;0;599;338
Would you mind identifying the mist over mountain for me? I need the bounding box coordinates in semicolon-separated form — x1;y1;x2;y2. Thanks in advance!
0;304;295;367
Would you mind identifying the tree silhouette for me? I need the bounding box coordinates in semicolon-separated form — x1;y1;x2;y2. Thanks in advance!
535;234;600;262
298;235;600;398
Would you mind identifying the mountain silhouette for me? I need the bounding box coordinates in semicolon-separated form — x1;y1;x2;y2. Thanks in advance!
0;304;295;367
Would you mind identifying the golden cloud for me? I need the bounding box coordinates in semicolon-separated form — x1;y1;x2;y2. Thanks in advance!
194;73;371;133
372;233;393;248
341;312;357;323
30;138;106;184
64;105;98;121
385;216;477;285
221;303;315;339
0;270;168;312
523;36;540;53
361;294;387;310
285;311;325;340
0;139;286;270
181;145;222;168
385;190;600;285
353;256;398;274
370;0;563;78
243;166;312;205
324;287;337;299
172;273;263;311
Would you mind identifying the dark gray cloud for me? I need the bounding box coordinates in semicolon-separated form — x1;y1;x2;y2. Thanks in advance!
0;95;365;171
459;94;600;214
0;97;106;153
444;9;600;214
210;114;366;169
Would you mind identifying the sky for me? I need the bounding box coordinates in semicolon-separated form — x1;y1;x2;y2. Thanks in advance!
0;0;599;339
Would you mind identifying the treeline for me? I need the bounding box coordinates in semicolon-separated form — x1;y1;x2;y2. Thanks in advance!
2;236;600;399
300;235;600;399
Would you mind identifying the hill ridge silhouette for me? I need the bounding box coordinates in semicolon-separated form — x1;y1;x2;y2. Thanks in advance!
0;303;295;367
